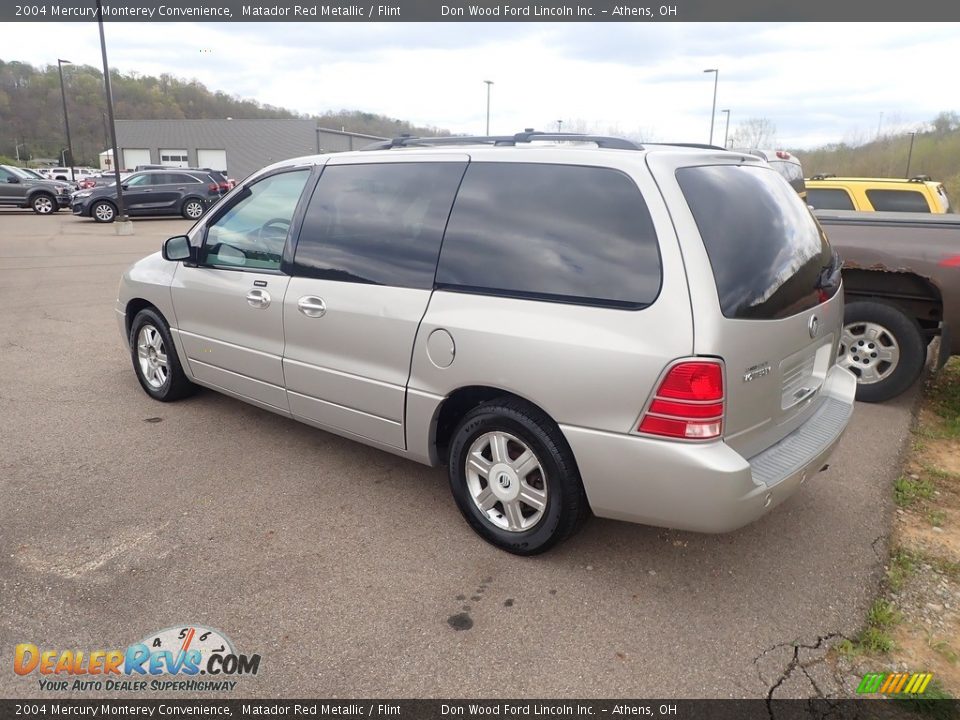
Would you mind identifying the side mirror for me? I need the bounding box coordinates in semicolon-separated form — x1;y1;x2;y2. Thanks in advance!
162;235;195;264
7;176;20;184
121;184;128;190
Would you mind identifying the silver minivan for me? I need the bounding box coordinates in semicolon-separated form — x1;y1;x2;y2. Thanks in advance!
117;131;856;554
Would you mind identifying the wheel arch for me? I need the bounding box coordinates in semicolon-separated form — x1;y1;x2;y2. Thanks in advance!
430;385;561;466
124;298;164;340
91;197;118;212
841;268;943;333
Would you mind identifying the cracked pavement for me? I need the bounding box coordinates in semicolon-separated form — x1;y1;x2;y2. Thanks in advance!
0;211;917;698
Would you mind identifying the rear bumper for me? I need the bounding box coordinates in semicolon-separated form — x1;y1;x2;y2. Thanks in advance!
562;365;857;533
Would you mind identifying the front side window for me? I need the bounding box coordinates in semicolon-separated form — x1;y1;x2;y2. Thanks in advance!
125;174;152;187
865;189;931;213
292;162;466;288
201;169;311;272
435;163;662;307
807;188;855;211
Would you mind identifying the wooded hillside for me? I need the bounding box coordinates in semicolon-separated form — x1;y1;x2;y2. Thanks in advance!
0;59;448;165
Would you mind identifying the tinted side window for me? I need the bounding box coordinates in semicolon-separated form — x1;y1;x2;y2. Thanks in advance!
292;162;466;289
436;163;661;308
865;189;931;213
807;188;855;210
169;173;201;185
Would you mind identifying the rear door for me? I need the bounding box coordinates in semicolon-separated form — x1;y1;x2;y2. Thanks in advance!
170;167;313;410
281;156;467;448
653;157;843;458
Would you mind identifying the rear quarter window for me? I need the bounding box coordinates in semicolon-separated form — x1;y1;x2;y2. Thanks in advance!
677;164;838;320
435;163;661;308
865;189;931;213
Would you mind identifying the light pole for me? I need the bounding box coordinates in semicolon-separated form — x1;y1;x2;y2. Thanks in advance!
57;59;75;182
703;68;718;145
721;109;731;148
557;119;563;132
484;80;493;135
15;142;27;163
905;131;917;177
97;0;129;227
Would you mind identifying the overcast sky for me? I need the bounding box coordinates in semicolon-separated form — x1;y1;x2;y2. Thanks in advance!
8;22;957;148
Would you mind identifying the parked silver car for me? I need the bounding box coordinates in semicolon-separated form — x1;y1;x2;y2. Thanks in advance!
116;131;857;554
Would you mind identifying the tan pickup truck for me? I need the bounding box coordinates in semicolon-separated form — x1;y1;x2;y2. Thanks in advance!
815;210;960;402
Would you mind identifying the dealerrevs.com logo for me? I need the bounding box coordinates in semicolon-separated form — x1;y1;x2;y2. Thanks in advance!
14;625;261;692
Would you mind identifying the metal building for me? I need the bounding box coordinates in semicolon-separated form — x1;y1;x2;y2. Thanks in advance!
113;119;386;180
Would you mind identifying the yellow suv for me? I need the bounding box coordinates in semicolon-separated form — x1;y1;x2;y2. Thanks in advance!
805;175;951;213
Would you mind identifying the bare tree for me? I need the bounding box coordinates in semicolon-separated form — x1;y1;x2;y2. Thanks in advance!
730;117;778;148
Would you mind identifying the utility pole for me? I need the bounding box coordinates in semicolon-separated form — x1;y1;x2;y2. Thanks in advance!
57;59;75;182
484;80;493;135
704;69;719;145
97;0;130;231
905;132;917;177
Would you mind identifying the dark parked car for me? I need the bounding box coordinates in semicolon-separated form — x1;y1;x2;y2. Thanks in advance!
0;165;74;214
71;169;222;223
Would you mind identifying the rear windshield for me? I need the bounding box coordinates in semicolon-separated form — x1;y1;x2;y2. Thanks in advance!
676;164;839;320
767;160;806;196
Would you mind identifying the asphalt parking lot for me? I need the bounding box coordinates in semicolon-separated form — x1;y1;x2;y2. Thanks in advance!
0;209;918;699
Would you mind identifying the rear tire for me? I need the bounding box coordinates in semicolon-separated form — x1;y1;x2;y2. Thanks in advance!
838;300;926;403
129;308;196;402
447;397;589;555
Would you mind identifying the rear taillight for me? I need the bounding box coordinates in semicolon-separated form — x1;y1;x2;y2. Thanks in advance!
208;183;219;193
218;182;229;192
638;360;724;440
939;255;960;268
776;150;791;159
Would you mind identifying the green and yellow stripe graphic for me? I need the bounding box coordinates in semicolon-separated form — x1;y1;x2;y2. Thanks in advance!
856;672;933;694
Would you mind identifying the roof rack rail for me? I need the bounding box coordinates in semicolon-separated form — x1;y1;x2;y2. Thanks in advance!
909;174;932;182
655;142;728;151
361;129;643;151
810;173;836;180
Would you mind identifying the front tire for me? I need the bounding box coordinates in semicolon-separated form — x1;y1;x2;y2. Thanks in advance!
129;308;196;402
447;398;589;555
838;300;926;403
31;193;57;214
92;200;116;223
182;199;205;220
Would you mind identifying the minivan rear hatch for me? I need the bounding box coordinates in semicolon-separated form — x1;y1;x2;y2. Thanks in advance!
672;161;843;457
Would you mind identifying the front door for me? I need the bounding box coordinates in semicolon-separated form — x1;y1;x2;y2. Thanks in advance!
170;167;313;410
120;173;158;214
0;167;27;204
282;157;467;448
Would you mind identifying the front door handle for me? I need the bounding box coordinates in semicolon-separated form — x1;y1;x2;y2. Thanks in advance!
246;288;271;309
297;296;326;318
